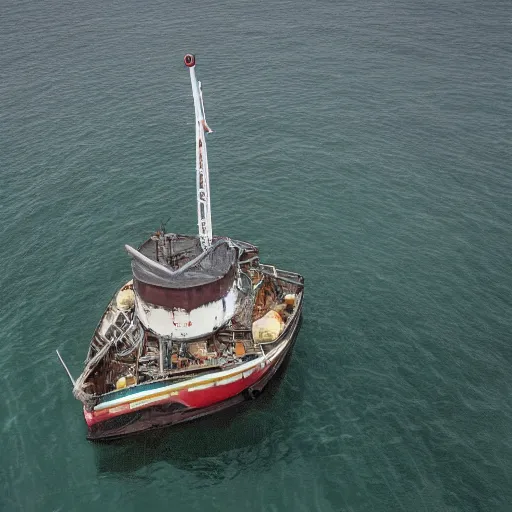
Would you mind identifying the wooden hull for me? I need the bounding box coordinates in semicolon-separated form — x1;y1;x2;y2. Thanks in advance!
85;311;302;441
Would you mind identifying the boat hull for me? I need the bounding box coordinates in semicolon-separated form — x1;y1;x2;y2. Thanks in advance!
85;312;302;441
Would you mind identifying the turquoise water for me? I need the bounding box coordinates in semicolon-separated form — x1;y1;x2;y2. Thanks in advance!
1;0;511;510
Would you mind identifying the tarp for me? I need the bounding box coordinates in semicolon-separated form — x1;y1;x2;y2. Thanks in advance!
125;237;237;289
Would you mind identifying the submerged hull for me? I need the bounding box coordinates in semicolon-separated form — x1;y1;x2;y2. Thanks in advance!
86;310;302;440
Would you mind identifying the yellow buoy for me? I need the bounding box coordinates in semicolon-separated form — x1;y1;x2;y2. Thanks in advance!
116;288;135;310
116;375;136;389
284;294;296;307
252;310;284;343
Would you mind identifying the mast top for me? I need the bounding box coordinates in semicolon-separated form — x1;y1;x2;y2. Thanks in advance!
184;54;196;68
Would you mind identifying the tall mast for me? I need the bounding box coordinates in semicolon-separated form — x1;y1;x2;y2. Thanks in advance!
184;54;212;251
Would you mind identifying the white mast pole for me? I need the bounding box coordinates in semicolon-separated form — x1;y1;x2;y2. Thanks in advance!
184;54;213;251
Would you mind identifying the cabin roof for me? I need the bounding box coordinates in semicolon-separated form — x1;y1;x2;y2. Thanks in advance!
127;234;237;289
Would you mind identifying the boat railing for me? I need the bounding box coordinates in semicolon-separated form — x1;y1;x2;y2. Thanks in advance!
88;309;138;360
258;264;304;287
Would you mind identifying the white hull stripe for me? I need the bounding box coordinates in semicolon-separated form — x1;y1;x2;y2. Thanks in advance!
130;394;170;410
242;368;254;379
219;372;243;386
187;382;214;392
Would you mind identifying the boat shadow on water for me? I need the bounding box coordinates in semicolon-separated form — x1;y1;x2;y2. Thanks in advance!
93;326;305;480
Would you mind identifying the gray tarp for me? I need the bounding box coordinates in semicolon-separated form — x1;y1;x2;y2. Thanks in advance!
125;239;236;289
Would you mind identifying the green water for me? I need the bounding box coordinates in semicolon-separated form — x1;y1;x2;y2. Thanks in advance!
1;0;511;510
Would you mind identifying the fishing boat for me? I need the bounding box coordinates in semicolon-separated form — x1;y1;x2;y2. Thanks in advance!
64;55;304;440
